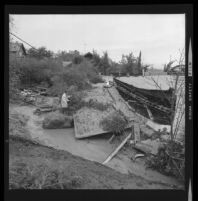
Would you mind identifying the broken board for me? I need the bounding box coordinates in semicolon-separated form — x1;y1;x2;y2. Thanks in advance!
134;123;141;143
73;107;115;139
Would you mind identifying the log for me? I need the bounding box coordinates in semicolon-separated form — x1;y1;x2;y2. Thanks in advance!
102;132;132;164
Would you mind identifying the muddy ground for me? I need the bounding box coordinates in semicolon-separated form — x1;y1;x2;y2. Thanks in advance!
9;103;183;189
9;135;176;189
8;76;184;189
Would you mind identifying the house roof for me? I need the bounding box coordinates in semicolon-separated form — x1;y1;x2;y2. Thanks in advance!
62;61;72;67
10;42;26;55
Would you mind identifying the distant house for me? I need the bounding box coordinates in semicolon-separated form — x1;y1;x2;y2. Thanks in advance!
84;52;93;60
167;65;185;75
62;61;72;68
9;42;27;58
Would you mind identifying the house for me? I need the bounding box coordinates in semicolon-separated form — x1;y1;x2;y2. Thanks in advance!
62;61;72;68
84;52;93;60
167;65;185;75
9;42;27;58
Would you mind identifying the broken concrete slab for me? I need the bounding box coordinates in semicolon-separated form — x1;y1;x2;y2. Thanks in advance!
146;120;171;132
133;139;162;155
140;125;154;138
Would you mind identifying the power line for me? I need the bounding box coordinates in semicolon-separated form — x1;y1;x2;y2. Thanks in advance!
9;32;38;51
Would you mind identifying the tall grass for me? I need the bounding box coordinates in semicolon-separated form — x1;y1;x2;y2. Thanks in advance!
9;159;82;189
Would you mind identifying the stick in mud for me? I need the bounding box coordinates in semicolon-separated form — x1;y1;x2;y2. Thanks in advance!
102;132;132;165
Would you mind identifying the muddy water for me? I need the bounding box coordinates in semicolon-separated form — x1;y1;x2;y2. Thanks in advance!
10;105;183;188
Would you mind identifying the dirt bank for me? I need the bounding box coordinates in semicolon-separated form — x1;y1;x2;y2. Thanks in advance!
10;135;178;189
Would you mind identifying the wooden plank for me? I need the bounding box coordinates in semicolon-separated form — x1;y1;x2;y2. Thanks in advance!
144;104;154;120
102;132;132;164
134;123;141;143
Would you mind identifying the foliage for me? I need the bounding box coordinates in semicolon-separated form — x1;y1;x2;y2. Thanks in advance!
72;55;84;64
9;159;82;189
92;50;102;67
100;111;128;135
85;99;111;111
15;57;61;87
67;92;111;114
119;52;141;75
42;112;73;129
27;47;53;59
145;141;185;179
10;55;103;98
55;50;80;61
9;56;22;100
64;59;104;86
98;51;111;75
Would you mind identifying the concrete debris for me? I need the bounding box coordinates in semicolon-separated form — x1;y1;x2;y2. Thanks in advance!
133;139;163;155
140;125;154;138
146;120;171;132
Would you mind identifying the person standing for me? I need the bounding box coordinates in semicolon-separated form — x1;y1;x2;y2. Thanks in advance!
61;91;70;113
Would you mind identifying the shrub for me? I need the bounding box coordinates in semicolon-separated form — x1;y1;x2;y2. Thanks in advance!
13;57;62;87
42;112;73;129
100;111;128;135
9;55;103;100
145;141;185;179
9;56;22;100
71;59;104;84
86;99;111;111
9;159;82;189
72;55;84;64
63;68;91;90
66;92;111;114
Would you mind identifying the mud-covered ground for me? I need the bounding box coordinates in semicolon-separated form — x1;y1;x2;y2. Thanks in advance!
8;76;184;189
9;103;183;189
9;132;179;189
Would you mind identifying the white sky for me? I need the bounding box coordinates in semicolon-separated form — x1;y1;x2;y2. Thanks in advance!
11;14;185;69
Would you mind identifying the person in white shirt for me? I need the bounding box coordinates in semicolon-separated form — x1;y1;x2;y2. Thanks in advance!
60;91;70;113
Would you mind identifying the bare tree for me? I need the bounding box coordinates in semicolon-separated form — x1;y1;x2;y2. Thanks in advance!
147;49;185;179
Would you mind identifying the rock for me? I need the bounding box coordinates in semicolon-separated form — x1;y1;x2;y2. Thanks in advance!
42;112;73;129
140;125;154;138
133;139;162;155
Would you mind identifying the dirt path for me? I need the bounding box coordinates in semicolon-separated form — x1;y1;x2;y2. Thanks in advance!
9;104;183;188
